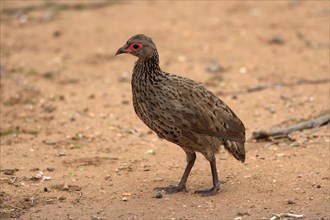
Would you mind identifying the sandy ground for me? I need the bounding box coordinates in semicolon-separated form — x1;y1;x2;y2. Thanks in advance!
0;1;329;219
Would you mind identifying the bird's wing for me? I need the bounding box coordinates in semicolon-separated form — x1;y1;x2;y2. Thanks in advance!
160;75;245;143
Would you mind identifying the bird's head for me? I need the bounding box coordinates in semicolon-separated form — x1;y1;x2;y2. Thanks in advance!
115;34;158;60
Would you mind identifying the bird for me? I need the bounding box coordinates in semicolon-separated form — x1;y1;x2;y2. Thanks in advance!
115;34;246;196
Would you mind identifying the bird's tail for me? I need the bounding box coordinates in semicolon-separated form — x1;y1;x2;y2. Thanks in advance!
224;140;245;162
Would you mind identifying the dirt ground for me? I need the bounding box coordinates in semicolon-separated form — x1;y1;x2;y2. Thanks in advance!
0;1;329;219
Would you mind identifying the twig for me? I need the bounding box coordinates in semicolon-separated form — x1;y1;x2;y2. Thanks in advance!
246;78;329;94
0;135;18;145
74;192;83;204
1;0;123;15
30;189;41;206
220;78;329;96
270;212;304;220
245;83;284;93
8;204;23;211
252;113;330;140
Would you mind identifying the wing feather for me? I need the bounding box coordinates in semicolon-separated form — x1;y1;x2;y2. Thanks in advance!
159;75;245;143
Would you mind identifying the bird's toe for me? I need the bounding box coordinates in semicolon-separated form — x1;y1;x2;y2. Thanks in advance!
154;185;186;194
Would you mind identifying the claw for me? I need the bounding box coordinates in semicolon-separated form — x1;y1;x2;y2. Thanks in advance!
154;185;186;194
194;180;220;197
194;187;219;197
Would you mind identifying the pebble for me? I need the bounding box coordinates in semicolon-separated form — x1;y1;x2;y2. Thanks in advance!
287;200;295;204
2;168;18;175
121;100;129;105
58;196;66;201
153;177;164;182
53;30;61;38
47;167;55;172
144;149;156;155
206;63;224;73
268;35;286;45
154;192;163;199
63;183;69;191
43;104;57;113
42;71;56;79
104;175;111;180
122;197;128;201
30;167;40;171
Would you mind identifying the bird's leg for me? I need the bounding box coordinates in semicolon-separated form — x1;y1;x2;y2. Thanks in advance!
194;156;220;196
154;152;196;194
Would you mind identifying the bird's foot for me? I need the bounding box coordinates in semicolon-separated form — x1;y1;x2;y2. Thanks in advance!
154;184;186;194
194;181;220;197
194;186;219;197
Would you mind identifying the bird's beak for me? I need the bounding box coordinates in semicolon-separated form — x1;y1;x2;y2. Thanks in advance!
115;46;126;56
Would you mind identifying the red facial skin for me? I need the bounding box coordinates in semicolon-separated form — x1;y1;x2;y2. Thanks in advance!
125;43;144;53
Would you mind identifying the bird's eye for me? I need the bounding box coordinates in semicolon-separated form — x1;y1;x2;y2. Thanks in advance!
132;44;139;49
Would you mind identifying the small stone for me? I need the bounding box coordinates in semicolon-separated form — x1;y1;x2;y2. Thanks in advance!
43;140;58;145
30;167;40;171
31;171;44;181
104;175;111;180
287;200;295;204
19;14;28;24
42;71;56;79
121;100;129;105
237;212;250;217
122;192;132;196
268;35;286;45
43;104;57;113
63;183;69;191
206;63;224;73
144;149;156;155
122;197;128;201
58;196;66;201
317;185;321;188
154;192;163;199
58;152;66;157
2;168;18;175
44;187;49;192
53;30;61;38
153;177;164;182
47;167;55;172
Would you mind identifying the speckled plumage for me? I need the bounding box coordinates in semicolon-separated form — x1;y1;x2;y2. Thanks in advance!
116;34;246;196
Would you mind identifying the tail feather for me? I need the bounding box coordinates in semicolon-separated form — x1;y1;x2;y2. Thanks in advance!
224;140;245;162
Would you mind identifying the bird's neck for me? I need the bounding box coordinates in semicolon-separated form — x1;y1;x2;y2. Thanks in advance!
134;52;161;73
132;52;165;88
